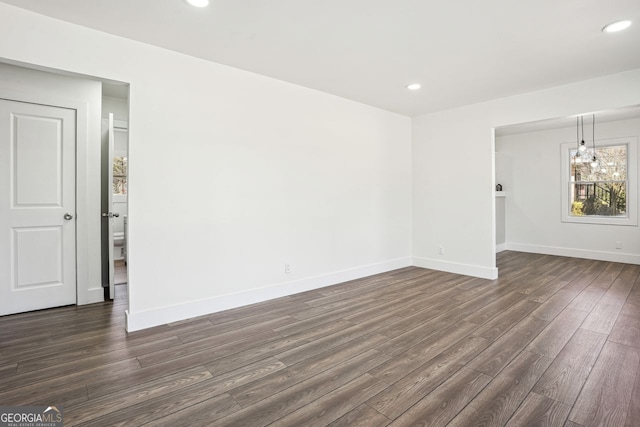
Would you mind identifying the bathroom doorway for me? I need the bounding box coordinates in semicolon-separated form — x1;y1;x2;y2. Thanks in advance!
101;83;130;300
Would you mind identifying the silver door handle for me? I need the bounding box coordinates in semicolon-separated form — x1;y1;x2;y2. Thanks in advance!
102;212;120;218
113;212;120;218
64;213;74;220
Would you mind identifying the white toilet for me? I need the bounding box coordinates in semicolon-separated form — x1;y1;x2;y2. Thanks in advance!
114;231;125;260
113;215;127;262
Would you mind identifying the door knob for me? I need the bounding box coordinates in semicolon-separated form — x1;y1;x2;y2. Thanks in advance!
102;212;120;218
64;213;74;220
113;212;120;218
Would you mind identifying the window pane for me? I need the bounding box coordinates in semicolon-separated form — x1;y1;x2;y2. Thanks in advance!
113;177;127;195
569;145;627;217
113;156;127;176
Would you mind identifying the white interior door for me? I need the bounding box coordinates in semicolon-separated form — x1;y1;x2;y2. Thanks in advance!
0;98;76;316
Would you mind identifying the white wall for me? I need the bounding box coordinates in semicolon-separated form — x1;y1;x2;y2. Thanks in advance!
496;118;640;263
412;69;640;279
0;61;104;305
102;95;128;122
0;4;412;330
495;196;506;249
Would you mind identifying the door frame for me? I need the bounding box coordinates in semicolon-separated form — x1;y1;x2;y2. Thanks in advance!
0;86;92;305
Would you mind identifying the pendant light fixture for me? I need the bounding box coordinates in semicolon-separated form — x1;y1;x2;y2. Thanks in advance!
575;117;581;158
579;116;587;153
590;114;598;168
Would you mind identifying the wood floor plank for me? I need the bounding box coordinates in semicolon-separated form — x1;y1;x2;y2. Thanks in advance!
625;369;640;427
581;270;636;334
569;341;640;427
270;374;387;427
0;363;17;379
82;389;240;427
462;291;525;325
64;366;213;426
344;287;458;325
326;404;390;427
388;367;491;427
212;349;389;427
275;323;380;366
17;334;182;374
129;360;289;426
370;323;482;383
202;320;367;381
367;336;490;419
375;310;476;357
472;299;541;342
531;288;581;321
293;295;394;321
372;299;461;344
230;332;389;408
589;262;625;289
608;302;640;349
567;285;607;312
87;332;288;398
449;351;553;427
505;392;571;427
627;274;640;307
177;315;296;344
0;357;141;402
560;260;604;292
527;308;588;359
0;358;140;407
526;277;571;303
467;316;549;377
513;274;556;296
204;297;306;325
137;321;319;368
532;329;607;406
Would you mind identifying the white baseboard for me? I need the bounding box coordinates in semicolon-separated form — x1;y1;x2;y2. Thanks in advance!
125;257;413;332
412;257;498;280
506;242;640;265
496;243;507;253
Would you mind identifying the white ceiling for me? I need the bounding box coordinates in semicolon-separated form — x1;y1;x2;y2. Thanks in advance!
2;0;639;116
496;105;640;136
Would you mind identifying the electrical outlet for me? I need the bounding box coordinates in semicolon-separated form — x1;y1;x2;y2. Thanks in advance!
615;241;622;249
284;263;291;274
438;246;445;256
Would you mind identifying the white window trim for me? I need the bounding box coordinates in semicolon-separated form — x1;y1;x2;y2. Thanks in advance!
561;137;637;226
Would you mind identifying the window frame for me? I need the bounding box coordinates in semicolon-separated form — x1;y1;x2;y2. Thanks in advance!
561;137;637;226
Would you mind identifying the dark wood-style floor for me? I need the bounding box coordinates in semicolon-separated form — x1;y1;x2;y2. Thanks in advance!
1;251;639;426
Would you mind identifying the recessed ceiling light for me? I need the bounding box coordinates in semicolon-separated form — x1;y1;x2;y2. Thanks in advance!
185;0;209;7
406;83;421;91
602;20;632;33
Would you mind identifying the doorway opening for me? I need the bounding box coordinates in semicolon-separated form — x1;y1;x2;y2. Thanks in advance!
492;105;640;267
101;83;130;304
0;60;131;318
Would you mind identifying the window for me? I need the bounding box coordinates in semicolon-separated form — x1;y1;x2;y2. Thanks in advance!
561;137;637;225
113;155;127;197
